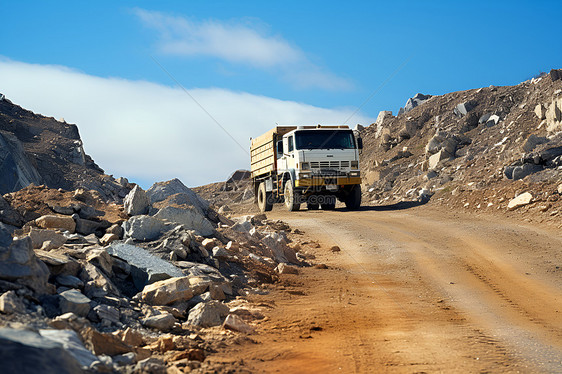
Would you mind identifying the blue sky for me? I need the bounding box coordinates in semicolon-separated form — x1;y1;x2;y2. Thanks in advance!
1;1;561;187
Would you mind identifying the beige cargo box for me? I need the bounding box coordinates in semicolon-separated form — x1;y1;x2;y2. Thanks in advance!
250;126;295;179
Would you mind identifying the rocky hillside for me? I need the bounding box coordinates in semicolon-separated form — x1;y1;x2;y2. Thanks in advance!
358;69;562;227
0;94;130;200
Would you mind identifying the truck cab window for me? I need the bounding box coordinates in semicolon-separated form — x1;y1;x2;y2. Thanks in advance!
277;140;283;157
288;136;294;152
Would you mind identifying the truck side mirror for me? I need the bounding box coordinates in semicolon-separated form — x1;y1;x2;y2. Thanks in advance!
357;137;363;150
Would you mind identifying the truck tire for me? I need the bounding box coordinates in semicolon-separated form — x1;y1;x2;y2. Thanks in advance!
257;182;273;212
284;181;301;211
345;185;361;210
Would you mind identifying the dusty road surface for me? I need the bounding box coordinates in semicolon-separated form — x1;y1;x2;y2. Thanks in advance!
215;205;562;373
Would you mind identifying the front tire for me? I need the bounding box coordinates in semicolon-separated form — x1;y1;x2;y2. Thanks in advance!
345;185;361;210
257;182;273;212
284;181;301;211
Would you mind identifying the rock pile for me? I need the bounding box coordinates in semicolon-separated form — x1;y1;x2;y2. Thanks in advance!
0;178;304;372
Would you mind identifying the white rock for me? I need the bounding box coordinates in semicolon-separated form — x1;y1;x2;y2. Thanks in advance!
222;314;255;333
507;192;533;210
123;185;150;216
187;301;230;327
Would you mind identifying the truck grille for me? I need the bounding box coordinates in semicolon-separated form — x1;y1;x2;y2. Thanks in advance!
310;161;349;169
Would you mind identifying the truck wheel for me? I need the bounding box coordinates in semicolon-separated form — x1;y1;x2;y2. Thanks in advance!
345;185;361;210
257;182;273;212
284;181;301;211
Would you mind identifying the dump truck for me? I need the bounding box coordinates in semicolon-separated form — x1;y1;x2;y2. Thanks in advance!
250;125;363;212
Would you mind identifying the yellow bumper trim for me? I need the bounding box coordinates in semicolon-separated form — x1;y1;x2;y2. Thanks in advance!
295;176;361;187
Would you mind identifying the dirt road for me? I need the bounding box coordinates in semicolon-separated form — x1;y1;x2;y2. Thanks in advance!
217;205;562;373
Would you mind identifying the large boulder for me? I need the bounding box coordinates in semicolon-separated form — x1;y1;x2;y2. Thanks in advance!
154;206;214;237
123;185;150;216
187;301;230;327
122;215;169;242
146;178;209;214
0;236;50;294
0;328;86;373
106;243;184;289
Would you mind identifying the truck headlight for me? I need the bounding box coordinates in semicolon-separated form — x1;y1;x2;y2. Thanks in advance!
349;171;360;177
300;162;310;170
351;161;359;169
298;172;311;179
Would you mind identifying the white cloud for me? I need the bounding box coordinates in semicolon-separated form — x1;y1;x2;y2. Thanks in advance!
133;8;353;91
0;59;373;188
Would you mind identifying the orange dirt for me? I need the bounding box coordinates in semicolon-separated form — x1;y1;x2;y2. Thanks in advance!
211;205;562;373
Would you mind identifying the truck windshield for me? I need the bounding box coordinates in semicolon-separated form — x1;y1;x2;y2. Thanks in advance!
295;130;356;150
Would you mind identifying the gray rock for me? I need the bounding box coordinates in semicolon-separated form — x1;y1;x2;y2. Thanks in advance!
135;357;166;374
512;163;543;180
74;218;102;236
0;236;50;294
146;178;209;213
93;304;120;326
262;232;299;264
504;165;516;179
56;275;84;289
212;246;229;260
0;222;12;247
86;248;113;275
142;313;176;331
59;289;91;317
106;243;184;289
154;206;214;237
453;101;475;117
486;114;500;127
479;113;491;124
187;300;230;327
401;93;432;114
0;290;26;314
39;329;98;368
231;215;254;233
0;328;85;373
523;134;549;153
122;215;169;242
226;170;251;184
123;185;150;216
80;263;120;298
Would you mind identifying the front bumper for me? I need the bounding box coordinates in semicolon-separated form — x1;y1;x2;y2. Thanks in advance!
295;175;361;187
